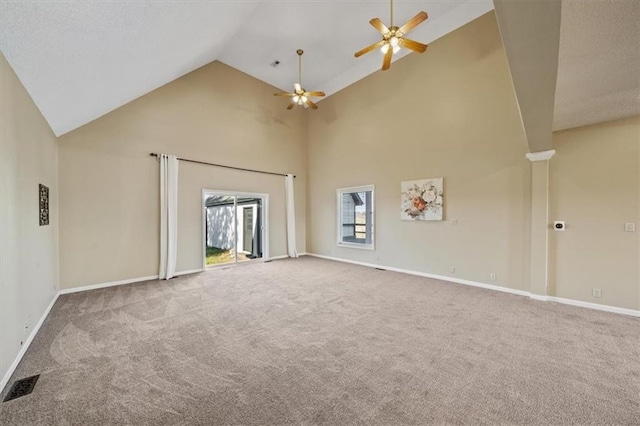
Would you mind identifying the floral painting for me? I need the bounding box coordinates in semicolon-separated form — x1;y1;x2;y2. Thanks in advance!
401;178;443;221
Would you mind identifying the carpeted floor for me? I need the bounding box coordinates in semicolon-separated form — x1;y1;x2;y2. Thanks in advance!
1;257;639;425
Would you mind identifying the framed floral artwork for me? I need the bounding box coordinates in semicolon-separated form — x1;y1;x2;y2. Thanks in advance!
401;178;443;221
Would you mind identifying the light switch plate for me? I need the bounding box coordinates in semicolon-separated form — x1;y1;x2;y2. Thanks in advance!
625;223;635;232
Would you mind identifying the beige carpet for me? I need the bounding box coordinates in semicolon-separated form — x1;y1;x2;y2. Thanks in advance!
1;257;639;425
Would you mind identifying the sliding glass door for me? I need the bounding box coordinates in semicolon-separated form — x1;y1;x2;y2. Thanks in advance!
203;191;267;268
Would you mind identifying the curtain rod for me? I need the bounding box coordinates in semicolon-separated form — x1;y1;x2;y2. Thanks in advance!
149;153;295;178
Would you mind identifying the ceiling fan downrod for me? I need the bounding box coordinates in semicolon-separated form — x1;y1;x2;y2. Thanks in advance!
297;49;303;87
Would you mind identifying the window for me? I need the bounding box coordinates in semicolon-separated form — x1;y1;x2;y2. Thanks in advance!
337;185;374;250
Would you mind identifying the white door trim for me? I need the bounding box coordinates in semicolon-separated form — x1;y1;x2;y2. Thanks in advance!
202;189;269;269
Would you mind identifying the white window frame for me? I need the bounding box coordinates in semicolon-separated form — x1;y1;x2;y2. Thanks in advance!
336;184;375;250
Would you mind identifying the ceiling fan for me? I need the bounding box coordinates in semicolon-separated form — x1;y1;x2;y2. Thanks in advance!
354;0;429;71
274;49;325;110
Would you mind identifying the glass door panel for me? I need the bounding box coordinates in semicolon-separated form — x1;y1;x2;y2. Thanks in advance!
204;192;264;267
205;195;236;266
237;197;263;263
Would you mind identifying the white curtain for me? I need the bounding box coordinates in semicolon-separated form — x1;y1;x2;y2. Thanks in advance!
285;174;298;258
159;154;179;279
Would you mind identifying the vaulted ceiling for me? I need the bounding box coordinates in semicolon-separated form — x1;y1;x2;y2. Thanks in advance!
2;1;637;140
0;0;493;136
492;0;639;153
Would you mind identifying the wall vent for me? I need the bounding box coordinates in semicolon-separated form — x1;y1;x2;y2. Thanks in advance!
3;375;39;402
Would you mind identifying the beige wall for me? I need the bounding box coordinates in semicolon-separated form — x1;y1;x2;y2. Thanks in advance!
306;12;533;291
0;7;636;392
0;54;59;384
7;8;637;321
58;61;307;289
550;116;640;310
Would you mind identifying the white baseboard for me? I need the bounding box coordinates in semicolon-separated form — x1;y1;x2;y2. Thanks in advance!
306;253;640;318
529;294;548;301
268;253;308;261
0;292;60;392
59;275;160;295
268;255;289;261
58;269;204;295
546;296;639;317
174;269;204;277
306;253;530;297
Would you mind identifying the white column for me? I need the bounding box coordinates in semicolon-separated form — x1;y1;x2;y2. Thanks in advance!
526;149;555;299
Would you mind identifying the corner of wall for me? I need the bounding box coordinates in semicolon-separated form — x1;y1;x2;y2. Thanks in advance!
0;52;60;391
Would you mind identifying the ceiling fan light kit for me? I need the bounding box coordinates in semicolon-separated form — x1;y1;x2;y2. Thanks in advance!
273;49;325;110
354;0;429;71
275;0;429;110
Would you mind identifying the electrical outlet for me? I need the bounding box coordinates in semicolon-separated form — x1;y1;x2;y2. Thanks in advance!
450;267;456;274
490;273;497;281
625;223;636;232
450;219;458;225
592;288;602;298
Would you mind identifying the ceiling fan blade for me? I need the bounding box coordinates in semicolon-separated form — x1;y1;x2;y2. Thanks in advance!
369;18;390;35
294;83;302;92
398;11;428;35
286;103;295;110
381;46;393;71
399;38;428;53
305;99;319;110
304;91;325;97
355;40;386;58
274;92;295;97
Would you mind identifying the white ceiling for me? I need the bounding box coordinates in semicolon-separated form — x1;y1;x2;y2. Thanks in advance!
0;1;493;136
553;0;640;131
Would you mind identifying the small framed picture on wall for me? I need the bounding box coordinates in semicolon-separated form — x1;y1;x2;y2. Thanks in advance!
39;184;49;226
